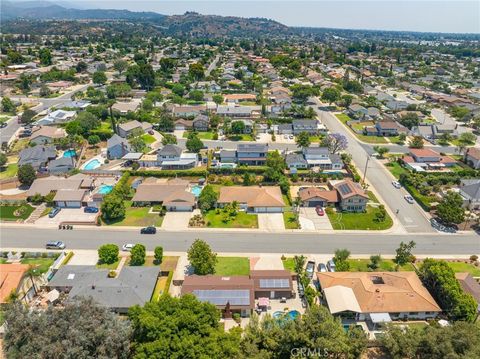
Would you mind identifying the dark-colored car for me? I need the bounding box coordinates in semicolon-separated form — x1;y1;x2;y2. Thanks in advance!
46;241;65;249
48;207;61;218
0;122;7;128
306;261;315;278
84;206;99;213
140;226;156;234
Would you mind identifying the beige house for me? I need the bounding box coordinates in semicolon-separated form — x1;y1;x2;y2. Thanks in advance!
131;178;195;211
217;186;285;213
331;179;369;212
30;126;66;145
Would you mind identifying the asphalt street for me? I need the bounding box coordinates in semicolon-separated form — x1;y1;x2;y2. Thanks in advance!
1;227;479;255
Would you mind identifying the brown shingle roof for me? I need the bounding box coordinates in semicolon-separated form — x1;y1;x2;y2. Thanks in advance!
299;187;339;203
0;264;29;303
332;180;369;200
218;186;285;208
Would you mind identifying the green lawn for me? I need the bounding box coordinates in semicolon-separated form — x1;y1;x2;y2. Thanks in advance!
183;131;217;140
326;206;393;230
215;257;250;276
0;204;35;221
388;136;405;145
141;134;157;144
0;116;11;123
347;259;415;272
367;191;380;203
151;276;169;301
282;257;296;273
227;134;255;141
0;163;18;179
10;139;29;154
335;113;351;124
102;201;164;227
204;209;258;228
308;135;323;143
334;114;387;144
20;257;56;274
446;262;480;277
283;211;300;229
385;161;408;179
96;259;120;270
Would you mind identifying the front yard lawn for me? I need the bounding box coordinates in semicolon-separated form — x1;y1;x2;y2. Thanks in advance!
0;163;18;179
334;114;387;144
326;206;393;230
141;134;156;144
347;258;415;272
227;134;255;141
125;255;179;270
283;211;300;229
0;204;35;221
20;257;56;274
445;261;480;277
335;113;351;124
215;257;250;276
356;134;388;144
385;161;408;179
204;209;258;228
183;131;217;140
96;259;120;270
282;257;296;273
102;201;164;227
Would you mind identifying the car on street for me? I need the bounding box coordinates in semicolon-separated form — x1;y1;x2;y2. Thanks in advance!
0;122;7;129
327;259;336;272
305;261;315;278
140;226;156;234
404;195;414;204
46;241;65;249
315;206;325;216
289;135;294;139
148;130;154;135
392;181;401;189
318;263;327;272
84;206;99;213
122;243;134;251
48;207;61;218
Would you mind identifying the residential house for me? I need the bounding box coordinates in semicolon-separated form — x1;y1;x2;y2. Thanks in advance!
192;114;209;132
299;187;339;208
174;119;193;131
402;148;457;171
118;120;152;138
459;179;480;210
131;178;195;211
285;153;308;170
249;270;294;299
157;144;198;169
386;100;409;111
172;105;207;118
26;174;95;197
292;120;324;135
217;105;262;118
236;143;268;166
455;273;480;313
30;126;66;145
47;265;160;314
348;104;368;119
219;150;237;164
0;264;33;304
331;179;369;212
317;272;441;321
112;101;140;115
464;147;480;169
224;93;257;103
48;157;75;174
107;134;131;159
302;147;343;170
53;189;87;208
61;100;91;110
374;121;407;137
217;186;285;213
19;145;56;171
35;110;76;126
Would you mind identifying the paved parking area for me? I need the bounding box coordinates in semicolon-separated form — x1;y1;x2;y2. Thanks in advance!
35;208;98;226
68;250;99;265
299;207;333;230
258;213;285;231
162;210;197;230
250;254;284;270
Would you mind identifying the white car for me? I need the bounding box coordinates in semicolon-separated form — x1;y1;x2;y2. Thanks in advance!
122;243;134;251
392;181;401;189
404;195;414;204
289;135;294;139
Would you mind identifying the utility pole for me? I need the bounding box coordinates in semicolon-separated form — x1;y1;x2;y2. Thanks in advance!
362;155;370;186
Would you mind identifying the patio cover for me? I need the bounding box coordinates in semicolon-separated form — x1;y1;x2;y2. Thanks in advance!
258;297;270;307
323;286;361;314
369;312;392;324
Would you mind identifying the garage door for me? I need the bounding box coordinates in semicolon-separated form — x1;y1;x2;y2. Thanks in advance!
308;200;324;207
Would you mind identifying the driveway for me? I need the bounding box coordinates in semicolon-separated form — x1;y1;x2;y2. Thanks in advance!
162;210;197;230
299;207;333;230
35;208;98;226
257;213;285;231
68;250;99;265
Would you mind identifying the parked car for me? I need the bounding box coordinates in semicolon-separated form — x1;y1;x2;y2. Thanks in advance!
0;122;7;129
315;206;325;216
46;241;65;249
84;206;99;213
140;226;156;234
148;130;154;135
48;207;61;218
289;135;294;139
122;243;134;251
327;259;336;272
392;181;401;189
305;261;315;278
318;263;327;272
404;195;414;204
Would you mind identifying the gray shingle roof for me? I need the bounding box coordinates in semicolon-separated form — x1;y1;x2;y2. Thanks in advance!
237;143;268;153
107;134;129;148
19;145;56;167
158;144;183;157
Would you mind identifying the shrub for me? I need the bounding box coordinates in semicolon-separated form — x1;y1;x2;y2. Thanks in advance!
98;244;119;265
154;246;163;265
130;244;146;266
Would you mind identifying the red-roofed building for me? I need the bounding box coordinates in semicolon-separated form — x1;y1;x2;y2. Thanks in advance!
402;148;457;171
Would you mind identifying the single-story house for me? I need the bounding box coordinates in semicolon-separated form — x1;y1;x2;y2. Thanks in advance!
19;145;57;171
53;189;87;208
131;178;195;211
292;120;322;135
465;148;480;169
218;186;285;213
224;93;257;103
192;114;209;132
299;187;339;207
172;105;207;118
374;121;407;137
348;104;368;119
0;264;32;304
174;119;193;131
455;272;480;313
402;148;457;171
317;272;441;322
250;270;294;299
112;101;140;115
34;110;76;126
459;179;480;210
118;120;152;138
30;126;66;145
285;153;308;170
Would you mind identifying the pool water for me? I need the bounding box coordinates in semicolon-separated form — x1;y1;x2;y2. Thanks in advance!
84;159;101;170
191;185;203;197
220;163;236;169
63;150;76;158
273;310;300;321
98;184;114;195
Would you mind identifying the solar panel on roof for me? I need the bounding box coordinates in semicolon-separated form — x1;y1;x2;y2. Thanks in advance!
193;289;250;306
338;184;352;195
259;279;290;289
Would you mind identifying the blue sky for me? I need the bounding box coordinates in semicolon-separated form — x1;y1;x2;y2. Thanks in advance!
26;1;480;33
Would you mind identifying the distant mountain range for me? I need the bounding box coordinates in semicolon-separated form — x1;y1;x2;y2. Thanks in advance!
1;1;289;37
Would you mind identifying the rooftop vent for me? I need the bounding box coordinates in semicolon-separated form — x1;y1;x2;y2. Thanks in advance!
371;276;385;285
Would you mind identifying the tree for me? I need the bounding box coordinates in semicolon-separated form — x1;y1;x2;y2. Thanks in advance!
129;294;240;358
4;297;131;358
368;255;382;270
161;133;177;145
399;113;419;130
20;109;36;124
171;83;185;97
264;151;286;182
159;58;176;73
130;244;146;266
92;71;107;85
409;136;424;149
436;191;465;225
154;246;163;265
186;133;204;153
76;61;88;73
87;134;100;146
394;240;415;266
230;121;246;134
18;74;32;94
18;164;36;186
129;136;147;153
101;193;125;221
321;87;341;105
373;146;390;158
113;59;128;74
189;62;205;80
39;84;51;98
187;239;217;275
189;90;204;102
293;255;307;275
333;248;351;271
198;185;218;212
98;244;119;265
0;152;7;168
38;48;52;66
295;131;311;149
1;97;16;113
342;94;353;108
74;111;101;136
137;64;155;90
321;133;348;154
458;132;477;146
212;94;223;106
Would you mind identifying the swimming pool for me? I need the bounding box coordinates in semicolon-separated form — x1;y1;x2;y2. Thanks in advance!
83;159;101;170
98;184;114;195
220;163;237;169
273;310;300;321
63;150;76;158
191;185;203;197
